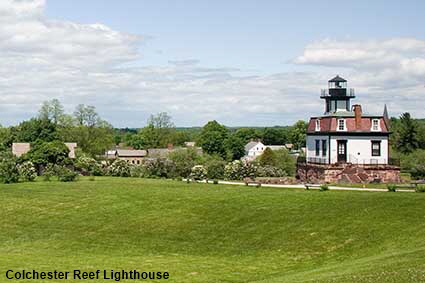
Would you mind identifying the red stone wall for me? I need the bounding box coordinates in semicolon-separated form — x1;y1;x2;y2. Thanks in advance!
296;163;401;184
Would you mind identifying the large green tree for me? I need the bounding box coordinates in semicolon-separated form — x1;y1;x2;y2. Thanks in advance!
234;128;262;143
130;112;175;149
289;121;307;149
396;112;419;154
11;118;58;144
27;141;70;165
259;147;277;166
38;99;66;125
198;121;229;157
224;134;245;161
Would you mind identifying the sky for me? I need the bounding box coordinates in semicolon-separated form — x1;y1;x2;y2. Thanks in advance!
0;0;424;127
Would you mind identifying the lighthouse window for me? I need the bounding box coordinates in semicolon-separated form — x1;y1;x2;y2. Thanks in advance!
372;119;379;131
338;119;345;131
371;141;381;156
322;140;327;157
315;140;320;156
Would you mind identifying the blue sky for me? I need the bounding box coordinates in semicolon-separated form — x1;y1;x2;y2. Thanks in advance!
45;0;425;74
0;0;424;127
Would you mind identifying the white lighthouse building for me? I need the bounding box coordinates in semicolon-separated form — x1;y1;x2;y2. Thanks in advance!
305;76;390;165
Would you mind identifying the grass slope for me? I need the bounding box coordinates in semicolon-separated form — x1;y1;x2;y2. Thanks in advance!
0;177;424;282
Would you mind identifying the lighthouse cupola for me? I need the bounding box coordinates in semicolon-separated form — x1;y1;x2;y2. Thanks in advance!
321;75;355;114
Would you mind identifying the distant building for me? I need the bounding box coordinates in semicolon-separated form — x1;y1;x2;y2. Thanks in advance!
12;142;77;159
105;143;202;163
245;141;266;158
106;149;147;165
244;141;291;160
12;143;31;157
65;143;77;159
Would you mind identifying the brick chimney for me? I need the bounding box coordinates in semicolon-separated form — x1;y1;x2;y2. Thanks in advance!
167;143;174;150
353;104;362;130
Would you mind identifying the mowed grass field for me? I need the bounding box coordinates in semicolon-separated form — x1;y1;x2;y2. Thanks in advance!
0;177;424;283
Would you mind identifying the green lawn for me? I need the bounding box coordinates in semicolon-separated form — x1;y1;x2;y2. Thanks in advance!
0;177;424;282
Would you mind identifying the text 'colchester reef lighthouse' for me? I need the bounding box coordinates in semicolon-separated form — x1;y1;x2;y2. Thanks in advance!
297;76;401;184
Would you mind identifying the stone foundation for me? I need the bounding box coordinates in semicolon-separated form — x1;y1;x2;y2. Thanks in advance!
296;163;401;184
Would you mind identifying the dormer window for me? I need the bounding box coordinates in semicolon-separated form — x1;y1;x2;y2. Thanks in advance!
315;119;321;131
371;119;380;131
337;119;346;131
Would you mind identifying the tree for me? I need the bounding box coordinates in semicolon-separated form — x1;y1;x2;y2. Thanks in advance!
198;121;228;157
289;121;307;149
27;141;70;165
38;99;65;124
262;128;289;145
274;149;296;176
396;113;419;154
234;128;261;143
59;125;114;157
168;148;201;178
73;104;101;127
130;112;175;149
11;118;58;144
259;147;277;166
224;134;245;161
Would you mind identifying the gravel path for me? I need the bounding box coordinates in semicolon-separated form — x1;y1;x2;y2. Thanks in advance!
192;179;415;193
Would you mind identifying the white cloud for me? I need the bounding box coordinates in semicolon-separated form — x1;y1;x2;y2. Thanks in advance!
0;1;424;127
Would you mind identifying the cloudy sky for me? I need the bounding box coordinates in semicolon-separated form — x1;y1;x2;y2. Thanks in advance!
1;0;424;127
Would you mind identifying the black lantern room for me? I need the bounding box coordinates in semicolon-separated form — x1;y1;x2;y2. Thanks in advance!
321;75;355;114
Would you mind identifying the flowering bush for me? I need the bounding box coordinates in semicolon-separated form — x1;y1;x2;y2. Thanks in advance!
75;156;102;176
0;152;20;184
130;165;145;178
142;158;176;178
224;160;257;180
108;159;131;177
18;161;37;182
205;159;226;180
190;165;207;180
256;165;286;178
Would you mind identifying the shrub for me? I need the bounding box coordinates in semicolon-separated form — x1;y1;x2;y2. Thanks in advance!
42;163;56;181
75;156;102;176
320;184;329;191
400;150;425;179
274;149;296;176
0;152;20;184
415;185;425;193
259;148;277;166
224;160;257;180
205;158;226;180
142;158;176;178
213;179;219;184
130;165;145;178
168;148;200;178
17;161;37;182
108;159;131;177
191;165;207;180
56;166;78;182
387;184;397;192
256;165;286;177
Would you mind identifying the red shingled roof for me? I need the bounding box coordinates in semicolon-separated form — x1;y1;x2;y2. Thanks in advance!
307;117;389;134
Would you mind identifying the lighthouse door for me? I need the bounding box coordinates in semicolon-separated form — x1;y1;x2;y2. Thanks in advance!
337;140;347;163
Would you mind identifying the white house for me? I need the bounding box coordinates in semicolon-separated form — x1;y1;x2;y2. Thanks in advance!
244;141;290;160
245;141;266;158
306;76;390;165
